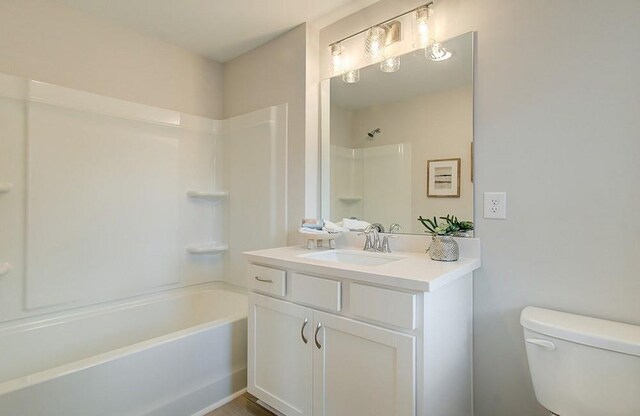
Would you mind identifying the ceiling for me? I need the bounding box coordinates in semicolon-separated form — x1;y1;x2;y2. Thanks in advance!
331;33;473;110
55;0;379;63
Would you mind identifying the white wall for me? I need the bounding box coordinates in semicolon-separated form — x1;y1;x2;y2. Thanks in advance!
223;25;307;244
320;1;640;415
0;0;223;118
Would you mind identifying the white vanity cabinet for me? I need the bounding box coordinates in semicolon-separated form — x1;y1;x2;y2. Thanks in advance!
312;310;416;416
249;292;415;416
246;245;479;416
249;293;313;416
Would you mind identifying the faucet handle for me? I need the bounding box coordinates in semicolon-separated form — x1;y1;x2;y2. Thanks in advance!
380;234;399;253
362;233;374;251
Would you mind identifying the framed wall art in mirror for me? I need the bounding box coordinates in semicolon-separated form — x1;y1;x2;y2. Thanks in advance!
427;158;460;198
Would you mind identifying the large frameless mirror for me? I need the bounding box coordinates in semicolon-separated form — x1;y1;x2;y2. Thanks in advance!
321;32;474;235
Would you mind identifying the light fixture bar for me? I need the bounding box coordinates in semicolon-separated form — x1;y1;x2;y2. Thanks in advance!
328;2;433;48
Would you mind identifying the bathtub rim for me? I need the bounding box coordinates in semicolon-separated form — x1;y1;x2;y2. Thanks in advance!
0;282;247;396
0;281;245;334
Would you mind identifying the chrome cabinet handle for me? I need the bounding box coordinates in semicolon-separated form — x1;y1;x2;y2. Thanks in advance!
301;318;309;344
314;322;322;349
254;276;273;283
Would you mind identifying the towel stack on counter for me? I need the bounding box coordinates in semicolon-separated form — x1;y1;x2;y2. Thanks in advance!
299;218;371;250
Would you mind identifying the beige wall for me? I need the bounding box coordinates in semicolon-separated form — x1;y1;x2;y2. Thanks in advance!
0;0;223;118
350;86;473;233
330;103;354;148
320;1;640;415
224;25;307;243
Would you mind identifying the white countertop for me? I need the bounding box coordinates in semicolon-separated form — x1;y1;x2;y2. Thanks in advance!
244;245;481;292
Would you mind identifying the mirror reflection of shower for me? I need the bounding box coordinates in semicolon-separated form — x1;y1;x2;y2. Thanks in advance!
367;128;381;140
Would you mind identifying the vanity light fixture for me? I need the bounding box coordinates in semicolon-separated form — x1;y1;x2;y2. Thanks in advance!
342;69;360;83
328;2;437;82
380;56;400;73
412;4;431;48
330;43;345;75
426;42;452;61
365;26;387;62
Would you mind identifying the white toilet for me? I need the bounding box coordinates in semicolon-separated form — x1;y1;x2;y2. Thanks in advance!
521;306;640;416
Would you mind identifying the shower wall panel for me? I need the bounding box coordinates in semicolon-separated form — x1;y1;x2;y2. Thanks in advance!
0;75;227;322
220;105;288;288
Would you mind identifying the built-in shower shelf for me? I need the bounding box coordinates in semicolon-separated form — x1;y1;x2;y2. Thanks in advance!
186;244;229;255
186;190;228;201
0;262;11;277
0;183;13;194
338;196;362;204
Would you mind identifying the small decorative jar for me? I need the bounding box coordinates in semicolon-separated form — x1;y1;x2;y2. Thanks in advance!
428;235;459;261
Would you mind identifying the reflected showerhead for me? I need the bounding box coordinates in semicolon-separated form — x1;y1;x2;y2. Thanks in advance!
367;128;381;140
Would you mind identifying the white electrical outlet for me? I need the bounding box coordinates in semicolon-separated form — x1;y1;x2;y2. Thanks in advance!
484;192;507;219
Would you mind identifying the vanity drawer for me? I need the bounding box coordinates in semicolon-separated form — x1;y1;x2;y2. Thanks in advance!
247;264;286;297
349;283;416;330
290;273;341;312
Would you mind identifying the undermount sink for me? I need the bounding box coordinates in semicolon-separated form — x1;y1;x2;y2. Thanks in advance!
300;250;404;267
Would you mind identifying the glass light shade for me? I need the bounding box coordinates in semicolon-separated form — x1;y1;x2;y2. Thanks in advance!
380;57;400;73
426;42;452;61
412;5;431;48
342;69;360;83
365;26;386;62
330;43;344;75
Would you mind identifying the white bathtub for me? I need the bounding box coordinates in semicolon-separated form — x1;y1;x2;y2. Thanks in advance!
0;284;247;416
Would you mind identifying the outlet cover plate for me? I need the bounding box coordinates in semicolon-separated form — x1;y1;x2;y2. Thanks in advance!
484;192;507;219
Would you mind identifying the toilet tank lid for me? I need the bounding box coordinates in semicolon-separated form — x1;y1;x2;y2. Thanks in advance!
521;307;640;357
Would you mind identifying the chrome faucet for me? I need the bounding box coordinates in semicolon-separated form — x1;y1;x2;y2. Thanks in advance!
361;225;397;253
371;228;380;251
380;234;398;253
361;225;379;252
389;223;401;234
362;228;374;251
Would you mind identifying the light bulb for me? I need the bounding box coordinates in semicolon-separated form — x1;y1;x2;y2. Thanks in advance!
342;69;360;83
426;42;452;61
412;5;431;48
330;43;344;75
380;57;400;73
365;26;386;62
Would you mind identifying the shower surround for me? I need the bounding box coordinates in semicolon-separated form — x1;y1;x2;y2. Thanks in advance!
0;72;288;413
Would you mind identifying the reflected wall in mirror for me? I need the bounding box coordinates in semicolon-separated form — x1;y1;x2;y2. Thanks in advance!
322;32;474;235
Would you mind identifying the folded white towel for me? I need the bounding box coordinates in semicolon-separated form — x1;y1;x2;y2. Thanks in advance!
298;227;330;235
323;220;349;234
342;218;371;231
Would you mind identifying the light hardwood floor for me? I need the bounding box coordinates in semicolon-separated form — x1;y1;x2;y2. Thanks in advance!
205;393;275;416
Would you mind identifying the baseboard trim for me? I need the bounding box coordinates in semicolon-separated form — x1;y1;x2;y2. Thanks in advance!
256;399;286;416
191;388;247;416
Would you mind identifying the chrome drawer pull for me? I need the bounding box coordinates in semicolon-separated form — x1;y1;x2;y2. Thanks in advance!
254;276;273;283
314;322;322;349
301;318;309;344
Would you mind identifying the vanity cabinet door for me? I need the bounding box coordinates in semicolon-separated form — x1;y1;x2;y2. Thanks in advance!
248;293;313;416
312;311;416;416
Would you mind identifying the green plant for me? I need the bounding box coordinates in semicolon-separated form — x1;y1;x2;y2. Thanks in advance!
418;214;474;236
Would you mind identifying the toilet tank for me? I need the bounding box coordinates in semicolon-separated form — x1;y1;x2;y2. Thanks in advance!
521;307;640;416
